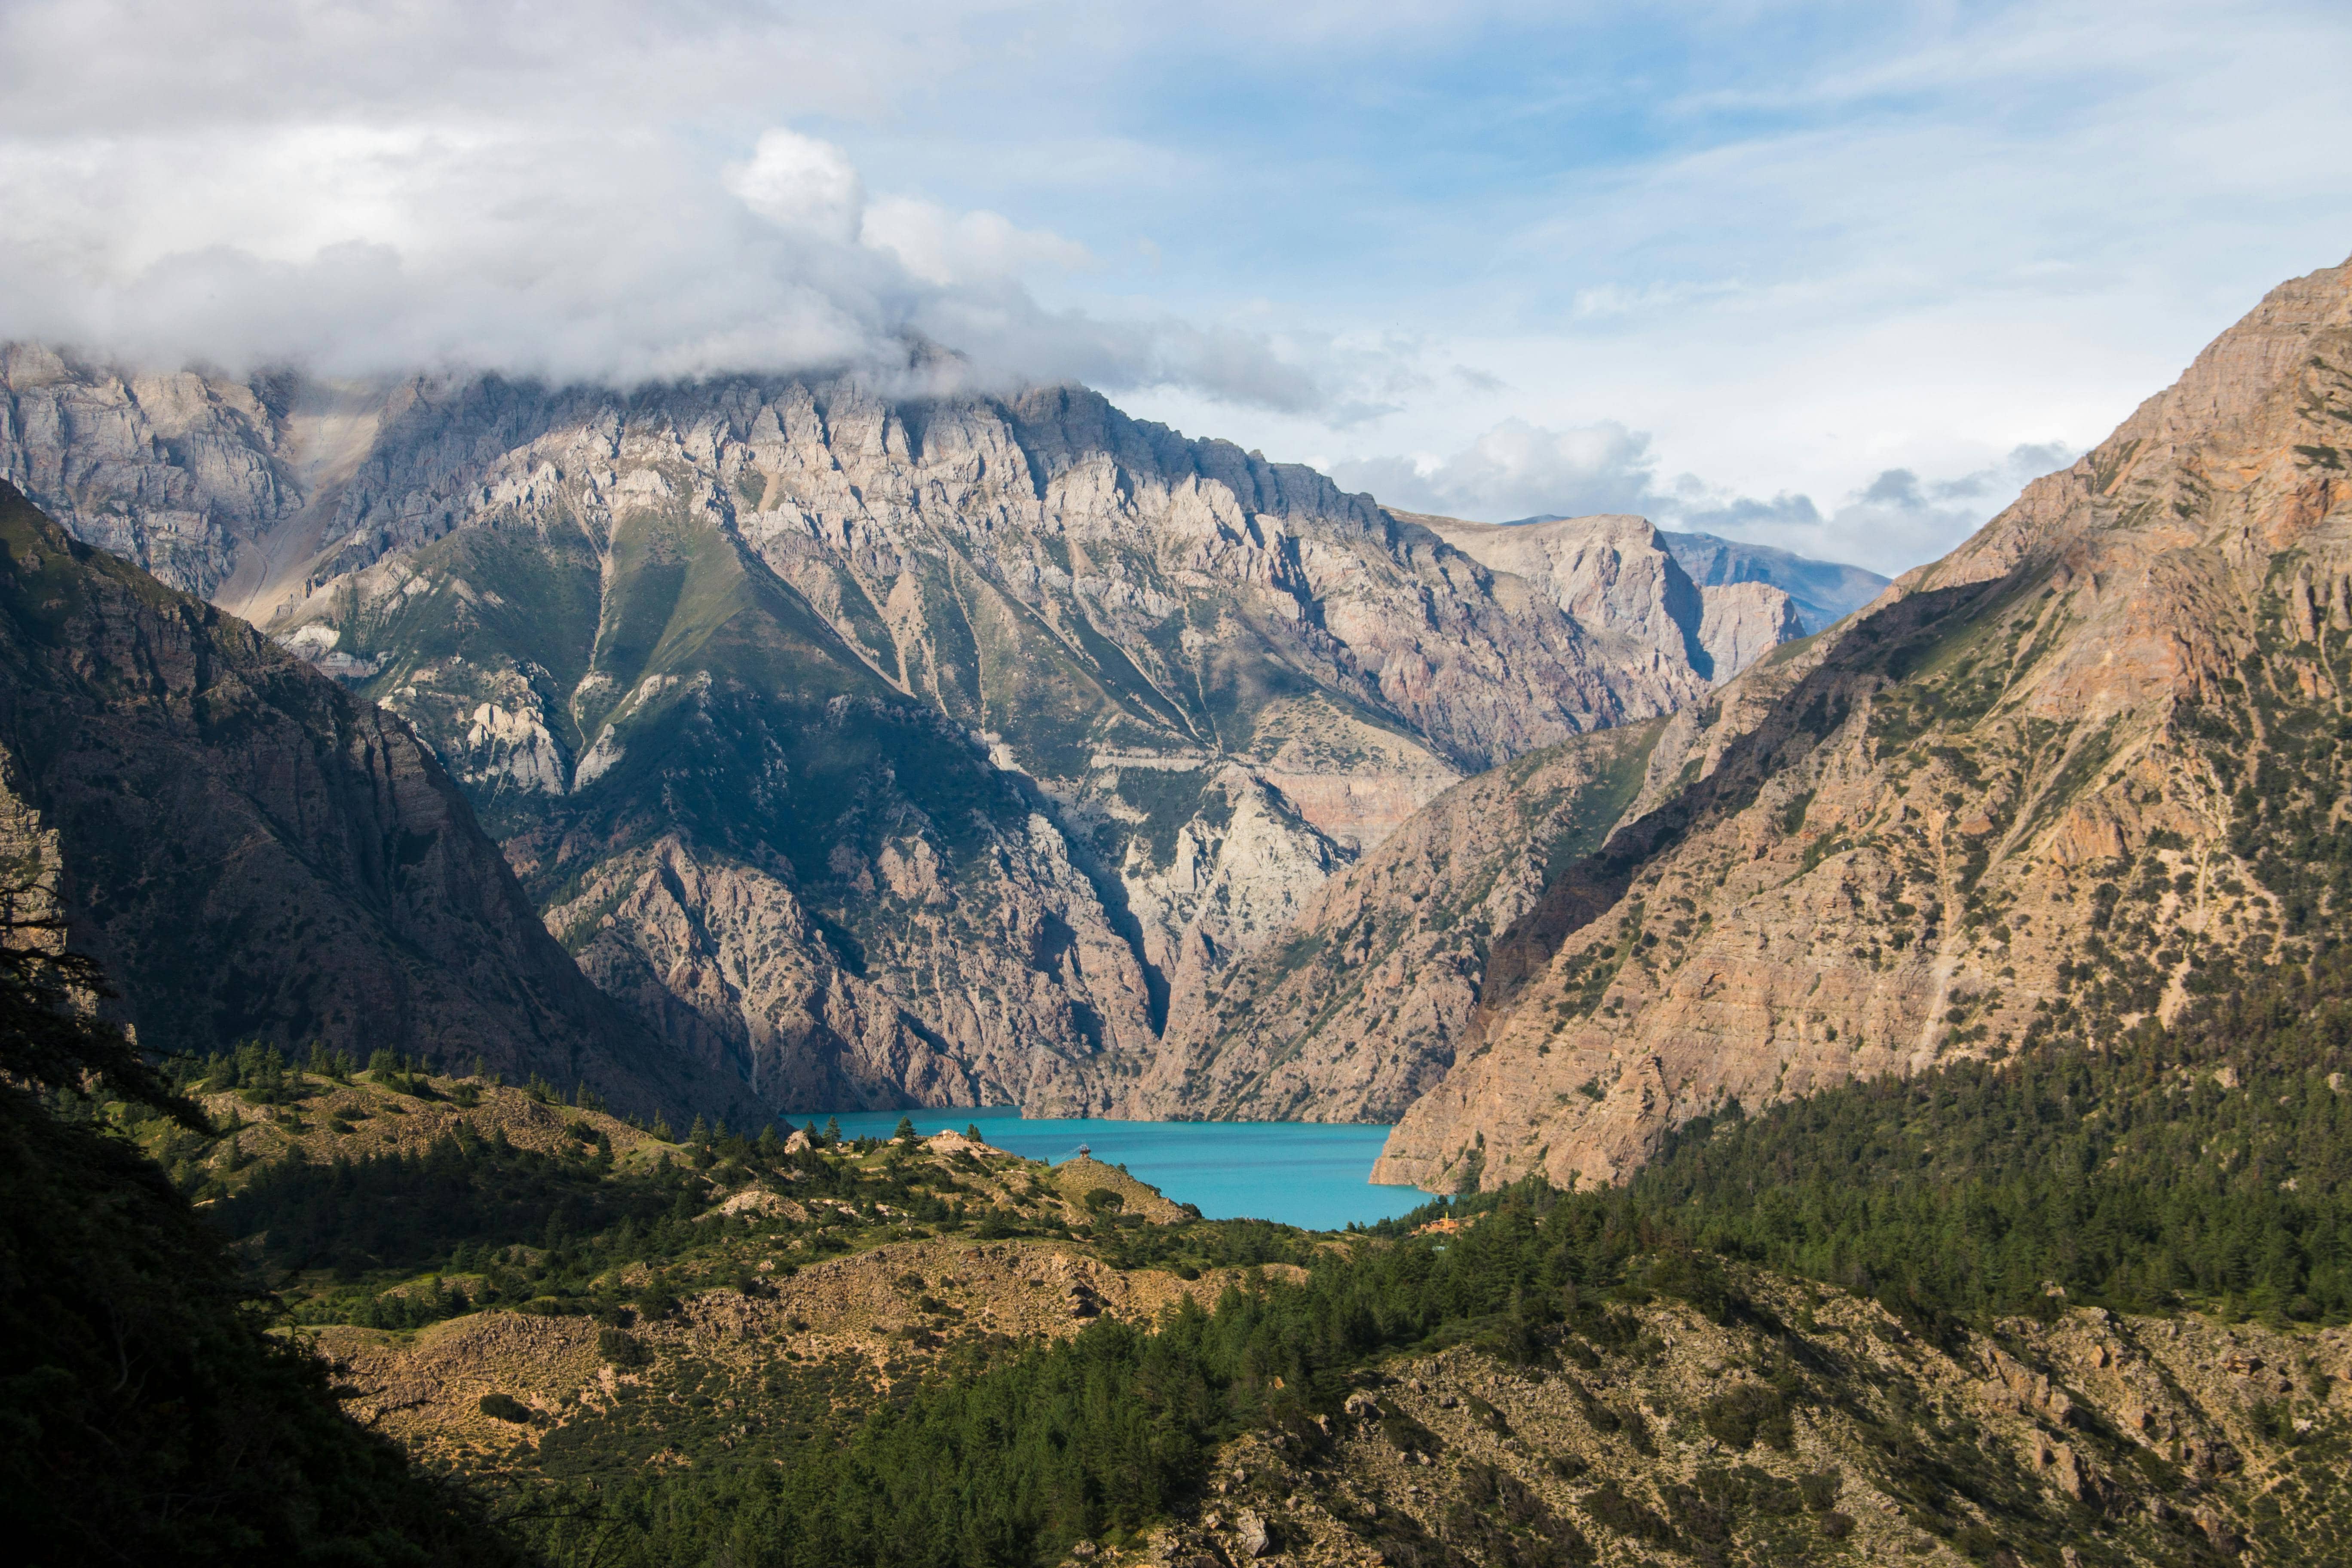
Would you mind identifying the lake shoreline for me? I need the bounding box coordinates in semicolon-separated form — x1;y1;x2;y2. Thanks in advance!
792;1107;1431;1231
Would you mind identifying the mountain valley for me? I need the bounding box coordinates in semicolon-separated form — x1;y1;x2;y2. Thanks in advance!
12;253;2352;1568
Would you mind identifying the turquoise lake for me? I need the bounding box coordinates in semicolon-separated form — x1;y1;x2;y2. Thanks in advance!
797;1107;1433;1232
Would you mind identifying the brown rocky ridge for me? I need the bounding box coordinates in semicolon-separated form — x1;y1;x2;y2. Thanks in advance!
1372;250;2352;1191
1137;1286;2349;1568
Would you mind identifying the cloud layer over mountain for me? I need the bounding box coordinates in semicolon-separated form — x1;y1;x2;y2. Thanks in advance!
0;2;1384;408
4;1;2348;574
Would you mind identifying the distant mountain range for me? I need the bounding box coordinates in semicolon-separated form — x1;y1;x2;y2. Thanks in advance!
0;357;1865;1115
1505;515;1891;633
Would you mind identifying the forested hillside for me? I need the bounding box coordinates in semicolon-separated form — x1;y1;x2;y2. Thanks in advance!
0;931;518;1564
83;987;2350;1567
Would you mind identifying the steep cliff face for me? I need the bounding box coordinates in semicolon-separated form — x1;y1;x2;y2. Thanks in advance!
1661;528;1891;633
0;482;731;1121
1691;579;1800;679
1407;510;1801;688
1128;723;1666;1123
1378;253;2352;1190
0;345;295;600
3;361;1798;1113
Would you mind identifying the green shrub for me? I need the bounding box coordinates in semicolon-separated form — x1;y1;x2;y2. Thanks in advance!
1699;1384;1793;1452
1579;1481;1673;1542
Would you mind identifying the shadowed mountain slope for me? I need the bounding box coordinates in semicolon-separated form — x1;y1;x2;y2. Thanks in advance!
0;481;740;1121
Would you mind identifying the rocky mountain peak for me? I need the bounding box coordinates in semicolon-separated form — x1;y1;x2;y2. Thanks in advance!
1372;251;2352;1191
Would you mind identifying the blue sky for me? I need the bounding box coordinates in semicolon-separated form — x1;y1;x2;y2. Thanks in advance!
4;1;2349;572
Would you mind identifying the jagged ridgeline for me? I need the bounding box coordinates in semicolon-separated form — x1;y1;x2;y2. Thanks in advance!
1378;252;2352;1193
0;356;1837;1115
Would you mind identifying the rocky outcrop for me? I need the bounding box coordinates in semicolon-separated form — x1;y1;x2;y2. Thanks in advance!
1378;252;2352;1191
1403;511;1799;689
1694;579;1804;682
0;482;736;1122
0;344;294;600
1662;527;1892;633
3;359;1815;1115
1128;722;1669;1123
0;345;402;616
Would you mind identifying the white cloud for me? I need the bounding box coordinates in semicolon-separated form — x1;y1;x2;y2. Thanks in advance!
0;110;1392;407
1665;443;2083;574
0;3;1413;410
1328;420;1660;520
862;199;1096;288
726;130;867;244
1;0;2346;581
